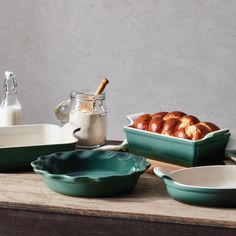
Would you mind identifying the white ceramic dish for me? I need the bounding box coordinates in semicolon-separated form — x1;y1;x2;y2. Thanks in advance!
154;166;236;207
0;124;78;171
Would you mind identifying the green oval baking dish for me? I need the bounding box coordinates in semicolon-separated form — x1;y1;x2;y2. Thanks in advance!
154;166;236;207
31;150;150;197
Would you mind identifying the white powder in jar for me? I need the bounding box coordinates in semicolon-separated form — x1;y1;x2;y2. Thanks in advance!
69;110;106;147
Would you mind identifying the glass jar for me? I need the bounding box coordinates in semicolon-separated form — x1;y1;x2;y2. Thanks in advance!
69;90;107;148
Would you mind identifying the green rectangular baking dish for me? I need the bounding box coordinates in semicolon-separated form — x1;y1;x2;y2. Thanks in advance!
0;124;78;172
124;113;230;167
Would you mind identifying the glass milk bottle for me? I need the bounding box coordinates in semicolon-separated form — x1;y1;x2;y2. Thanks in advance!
0;71;21;126
69;90;107;148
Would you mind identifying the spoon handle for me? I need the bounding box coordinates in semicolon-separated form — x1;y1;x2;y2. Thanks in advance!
95;78;109;95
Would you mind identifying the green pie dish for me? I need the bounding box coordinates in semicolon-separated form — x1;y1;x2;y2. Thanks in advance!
31;150;150;197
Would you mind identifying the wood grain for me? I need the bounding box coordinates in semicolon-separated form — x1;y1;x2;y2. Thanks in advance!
0;208;236;236
0;164;235;230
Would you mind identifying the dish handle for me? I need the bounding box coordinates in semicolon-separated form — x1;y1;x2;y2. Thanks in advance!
202;128;230;140
73;127;81;138
153;167;173;181
62;123;81;140
126;112;145;125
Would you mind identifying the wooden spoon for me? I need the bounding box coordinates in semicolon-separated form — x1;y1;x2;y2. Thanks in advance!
95;78;109;95
77;78;109;112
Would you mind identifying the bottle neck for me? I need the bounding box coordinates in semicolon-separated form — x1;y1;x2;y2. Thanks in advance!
1;72;20;107
4;91;17;96
4;71;17;95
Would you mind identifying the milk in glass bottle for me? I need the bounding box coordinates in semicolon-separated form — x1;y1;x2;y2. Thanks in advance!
0;71;21;126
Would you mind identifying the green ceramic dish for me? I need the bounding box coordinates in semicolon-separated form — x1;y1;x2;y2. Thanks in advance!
154;166;236;207
0;124;78;172
124;113;230;167
31;150;150;197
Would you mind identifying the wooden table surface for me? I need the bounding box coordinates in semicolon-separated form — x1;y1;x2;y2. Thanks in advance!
0;159;235;236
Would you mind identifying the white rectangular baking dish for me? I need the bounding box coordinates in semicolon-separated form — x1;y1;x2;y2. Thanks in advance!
0;124;78;171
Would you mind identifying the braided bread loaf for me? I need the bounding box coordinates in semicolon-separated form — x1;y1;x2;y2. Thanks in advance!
132;111;219;140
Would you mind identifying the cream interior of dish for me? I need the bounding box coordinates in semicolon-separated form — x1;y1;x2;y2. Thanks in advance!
0;124;76;147
171;166;236;188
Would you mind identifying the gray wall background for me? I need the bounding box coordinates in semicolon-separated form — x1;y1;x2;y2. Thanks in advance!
0;0;235;140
